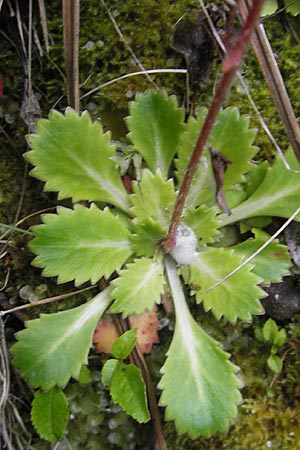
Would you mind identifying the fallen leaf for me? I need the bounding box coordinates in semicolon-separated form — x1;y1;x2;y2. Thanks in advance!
129;308;160;354
93;319;119;354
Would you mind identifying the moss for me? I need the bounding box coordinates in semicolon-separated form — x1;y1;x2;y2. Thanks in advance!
77;0;197;111
12;0;198;114
0;159;25;222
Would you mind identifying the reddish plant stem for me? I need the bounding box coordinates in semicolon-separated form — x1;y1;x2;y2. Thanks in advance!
165;0;265;252
166;70;234;250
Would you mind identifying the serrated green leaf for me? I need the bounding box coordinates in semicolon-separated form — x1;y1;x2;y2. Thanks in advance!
31;387;69;442
176;109;207;177
102;359;119;388
233;230;290;284
220;149;300;226
110;361;150;423
26;109;130;212
11;287;113;390
130;169;176;229
176;111;214;207
127;90;184;178
209;107;258;187
29;204;132;286
186;248;265;322
176;107;258;207
111;257;164;317
267;354;282;373
284;0;300;15
183;205;220;244
161;257;242;437
111;329;137;359
130;219;166;257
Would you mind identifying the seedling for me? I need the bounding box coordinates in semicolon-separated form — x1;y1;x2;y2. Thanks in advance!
9;89;300;441
255;318;287;373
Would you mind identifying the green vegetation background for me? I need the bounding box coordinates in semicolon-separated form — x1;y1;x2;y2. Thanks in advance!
1;1;300;448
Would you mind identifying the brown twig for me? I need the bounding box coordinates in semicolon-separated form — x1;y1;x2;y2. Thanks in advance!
0;285;96;317
238;0;300;161
37;0;50;53
117;316;167;450
63;0;80;111
165;0;265;252
132;344;168;450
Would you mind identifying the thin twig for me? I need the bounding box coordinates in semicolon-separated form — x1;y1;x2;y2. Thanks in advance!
0;285;96;317
80;68;187;100
100;0;158;89
27;0;32;105
269;347;290;388
0;317;13;450
0;268;10;292
37;0;50;52
117;317;168;450
13;163;29;227
15;0;27;63
236;74;298;171
0;318;10;410
32;25;44;57
13;0;34;227
132;344;168;450
63;0;80;111
15;207;57;227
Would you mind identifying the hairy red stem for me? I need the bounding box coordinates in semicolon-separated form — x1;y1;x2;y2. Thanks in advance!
165;0;265;252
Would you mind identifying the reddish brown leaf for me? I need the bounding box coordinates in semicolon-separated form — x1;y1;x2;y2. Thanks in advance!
129;308;160;354
93;319;119;354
